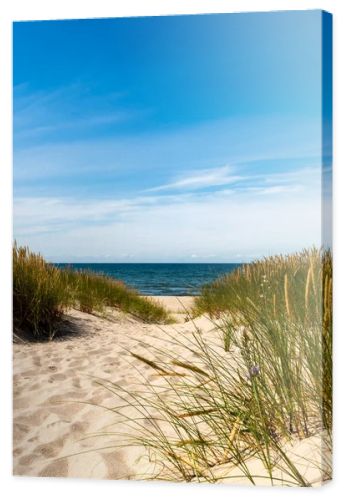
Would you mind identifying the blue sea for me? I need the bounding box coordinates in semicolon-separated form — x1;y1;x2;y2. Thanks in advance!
54;263;241;296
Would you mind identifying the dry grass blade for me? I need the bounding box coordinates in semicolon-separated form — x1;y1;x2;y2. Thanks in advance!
171;360;210;377
130;352;184;376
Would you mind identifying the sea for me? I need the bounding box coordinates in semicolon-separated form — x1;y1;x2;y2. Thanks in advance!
54;263;241;296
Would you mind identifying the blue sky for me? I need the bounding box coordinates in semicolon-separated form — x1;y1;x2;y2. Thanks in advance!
13;11;330;262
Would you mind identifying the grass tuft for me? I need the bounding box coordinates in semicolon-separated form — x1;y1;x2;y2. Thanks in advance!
101;247;332;485
13;244;172;340
13;244;71;340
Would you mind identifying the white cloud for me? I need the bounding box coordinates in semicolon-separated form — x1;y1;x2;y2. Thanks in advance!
147;165;243;192
13;114;321;186
13;99;324;261
13;172;322;262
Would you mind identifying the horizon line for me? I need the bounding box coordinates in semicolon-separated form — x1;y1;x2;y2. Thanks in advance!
51;261;248;265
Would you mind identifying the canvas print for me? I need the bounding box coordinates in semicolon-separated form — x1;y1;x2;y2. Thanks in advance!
13;10;332;486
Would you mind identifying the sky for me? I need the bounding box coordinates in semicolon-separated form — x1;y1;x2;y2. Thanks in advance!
13;10;331;263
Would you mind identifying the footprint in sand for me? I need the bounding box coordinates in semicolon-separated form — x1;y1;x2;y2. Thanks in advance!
13;397;31;410
72;377;82;389
19;453;40;466
33;356;42;367
27;436;39;443
88;349;109;356
48;373;67;382
39;458;69;477
33;436;67;458
22;369;40;378
16;409;50;431
29;382;42;391
13;422;30;440
48;401;84;419
13;447;23;457
89;393;106;405
70;421;89;435
101;450;133;480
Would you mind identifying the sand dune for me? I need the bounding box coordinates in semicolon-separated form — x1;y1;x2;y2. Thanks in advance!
13;296;327;485
13;297;211;479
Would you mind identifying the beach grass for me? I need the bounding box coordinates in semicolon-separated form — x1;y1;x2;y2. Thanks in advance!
13;244;172;340
103;247;332;485
13;244;73;340
63;268;172;324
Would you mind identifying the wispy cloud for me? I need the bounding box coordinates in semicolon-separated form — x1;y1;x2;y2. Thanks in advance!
13;114;321;198
14;162;316;234
15;112;132;141
13;83;140;144
12;13;327;262
13;87;323;261
147;165;243;192
13;176;322;262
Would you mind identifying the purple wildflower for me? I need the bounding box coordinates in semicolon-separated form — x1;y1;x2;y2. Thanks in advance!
249;365;260;378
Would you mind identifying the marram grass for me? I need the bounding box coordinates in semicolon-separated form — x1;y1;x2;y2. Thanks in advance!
13;244;172;340
13;244;71;339
99;247;332;485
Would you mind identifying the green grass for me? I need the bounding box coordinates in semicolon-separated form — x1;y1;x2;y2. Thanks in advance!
13;244;172;340
194;247;332;441
100;247;332;485
62;268;171;323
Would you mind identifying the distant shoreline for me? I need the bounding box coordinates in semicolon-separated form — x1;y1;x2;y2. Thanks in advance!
53;262;240;297
145;295;195;314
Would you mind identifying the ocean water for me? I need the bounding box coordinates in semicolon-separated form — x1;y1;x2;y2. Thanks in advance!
54;263;241;296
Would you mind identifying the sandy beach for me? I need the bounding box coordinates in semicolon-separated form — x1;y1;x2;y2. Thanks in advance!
13;295;327;485
13;296;206;479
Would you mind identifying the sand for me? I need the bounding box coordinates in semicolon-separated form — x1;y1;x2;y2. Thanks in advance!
150;295;195;314
13;296;210;480
13;296;328;485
